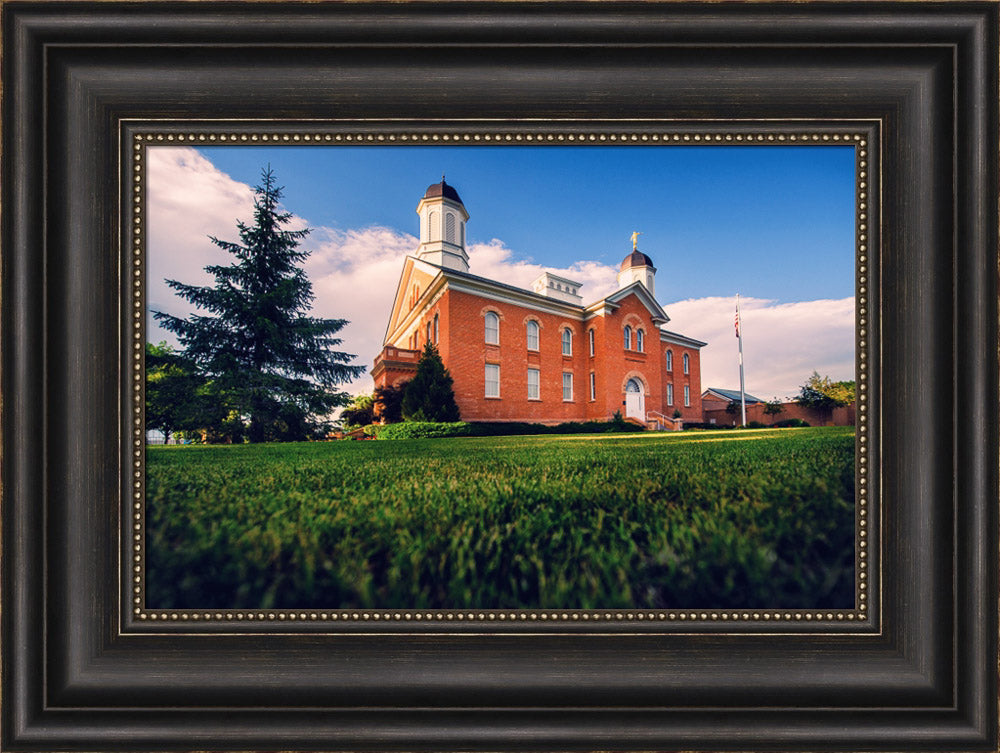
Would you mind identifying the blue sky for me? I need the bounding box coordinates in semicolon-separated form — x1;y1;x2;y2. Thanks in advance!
147;144;856;399
198;145;855;303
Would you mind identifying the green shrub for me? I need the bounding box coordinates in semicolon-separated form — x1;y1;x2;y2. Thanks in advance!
374;421;472;439
772;418;810;428
375;419;643;440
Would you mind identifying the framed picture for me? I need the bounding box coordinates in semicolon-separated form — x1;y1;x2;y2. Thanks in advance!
3;2;997;752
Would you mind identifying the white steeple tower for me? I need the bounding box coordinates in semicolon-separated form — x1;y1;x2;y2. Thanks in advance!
617;242;657;298
415;177;470;272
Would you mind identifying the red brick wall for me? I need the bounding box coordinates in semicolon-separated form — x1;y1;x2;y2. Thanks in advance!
379;283;707;425
441;289;591;422
703;401;856;427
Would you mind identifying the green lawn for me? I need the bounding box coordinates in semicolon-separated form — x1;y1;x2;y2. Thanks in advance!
145;426;855;610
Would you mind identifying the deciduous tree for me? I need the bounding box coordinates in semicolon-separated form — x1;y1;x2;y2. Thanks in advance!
796;372;855;411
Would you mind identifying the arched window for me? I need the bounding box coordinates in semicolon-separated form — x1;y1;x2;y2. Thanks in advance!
626;378;641;393
588;328;595;357
426;321;431;344
666;349;673;371
561;328;572;356
526;320;539;351
445;213;456;243
433;313;439;343
485;312;499;345
624;325;632;350
683;353;690;374
636;329;644;352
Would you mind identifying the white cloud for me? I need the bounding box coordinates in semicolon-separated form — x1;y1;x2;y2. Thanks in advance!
148;149;855;401
146;148;256;332
466;239;620;302
663;295;855;400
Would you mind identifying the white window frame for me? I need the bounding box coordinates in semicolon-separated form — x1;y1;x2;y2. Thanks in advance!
561;328;572;356
636;329;644;352
485;363;500;398
684;385;691;407
562;372;573;402
588;328;595;357
683;352;690;374
527;368;540;400
667;383;674;406
624;325;632;350
433;313;439;343
526;320;540;351
666;349;673;371
589;372;596;401
485;311;500;345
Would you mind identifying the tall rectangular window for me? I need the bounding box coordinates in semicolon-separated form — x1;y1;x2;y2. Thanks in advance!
683;353;690;374
562;372;573;401
485;364;500;398
684;385;690;407
527;368;540;400
588;328;595;356
485;312;499;345
667;383;674;406
589;372;596;401
526;320;539;351
561;328;572;356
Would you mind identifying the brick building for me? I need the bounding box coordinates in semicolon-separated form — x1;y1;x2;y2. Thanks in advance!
372;179;707;427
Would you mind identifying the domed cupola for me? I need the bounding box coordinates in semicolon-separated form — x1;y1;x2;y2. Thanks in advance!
415;177;470;272
617;235;657;297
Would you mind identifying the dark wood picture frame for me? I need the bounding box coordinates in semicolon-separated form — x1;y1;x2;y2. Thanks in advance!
2;2;997;751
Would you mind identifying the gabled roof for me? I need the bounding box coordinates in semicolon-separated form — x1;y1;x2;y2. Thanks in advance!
385;259;704;347
590;281;670;326
660;329;707;348
382;256;442;344
702;387;765;404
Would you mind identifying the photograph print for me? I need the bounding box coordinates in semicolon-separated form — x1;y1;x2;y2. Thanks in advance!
142;137;860;612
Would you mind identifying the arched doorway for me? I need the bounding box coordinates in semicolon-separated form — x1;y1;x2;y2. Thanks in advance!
625;378;645;421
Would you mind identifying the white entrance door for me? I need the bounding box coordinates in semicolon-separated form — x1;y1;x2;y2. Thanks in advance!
625;379;645;421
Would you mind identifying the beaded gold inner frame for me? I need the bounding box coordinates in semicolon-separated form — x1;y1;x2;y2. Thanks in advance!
125;121;878;634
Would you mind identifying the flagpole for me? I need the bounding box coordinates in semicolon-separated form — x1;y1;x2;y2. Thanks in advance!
737;294;747;427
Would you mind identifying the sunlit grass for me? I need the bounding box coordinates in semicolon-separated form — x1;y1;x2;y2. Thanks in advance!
146;426;855;610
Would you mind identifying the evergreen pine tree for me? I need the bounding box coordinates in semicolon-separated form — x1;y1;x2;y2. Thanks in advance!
153;167;364;442
401;343;460;422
